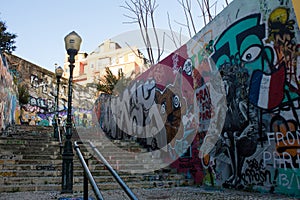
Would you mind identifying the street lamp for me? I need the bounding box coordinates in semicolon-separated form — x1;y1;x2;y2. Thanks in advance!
62;31;82;193
54;64;63;139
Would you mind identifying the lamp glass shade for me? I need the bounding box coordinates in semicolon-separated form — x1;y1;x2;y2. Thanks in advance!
64;31;82;52
55;66;64;78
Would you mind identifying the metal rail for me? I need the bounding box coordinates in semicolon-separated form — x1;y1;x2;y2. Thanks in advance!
74;141;104;200
74;141;139;200
88;141;138;200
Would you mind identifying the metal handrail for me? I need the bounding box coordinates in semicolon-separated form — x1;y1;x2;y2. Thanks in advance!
74;141;104;200
88;141;138;200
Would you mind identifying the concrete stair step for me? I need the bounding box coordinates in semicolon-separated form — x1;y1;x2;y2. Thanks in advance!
0;173;170;186
0;178;183;193
0;169;61;177
22;154;62;160
0;145;61;151
0;168;166;178
0;124;189;193
0;140;60;146
0;181;155;193
0;159;62;165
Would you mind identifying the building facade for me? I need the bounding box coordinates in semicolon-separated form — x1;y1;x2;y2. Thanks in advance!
63;40;148;86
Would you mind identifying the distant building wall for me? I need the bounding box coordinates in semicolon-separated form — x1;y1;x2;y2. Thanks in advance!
70;40;147;86
4;53;96;127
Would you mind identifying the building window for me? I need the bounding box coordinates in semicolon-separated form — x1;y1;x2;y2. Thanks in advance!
119;56;124;64
128;53;135;62
79;62;85;75
97;58;110;68
110;43;115;50
111;57;116;65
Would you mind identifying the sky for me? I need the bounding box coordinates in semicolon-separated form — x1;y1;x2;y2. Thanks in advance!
1;0;230;72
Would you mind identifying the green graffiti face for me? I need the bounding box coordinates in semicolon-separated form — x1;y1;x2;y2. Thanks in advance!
211;14;273;74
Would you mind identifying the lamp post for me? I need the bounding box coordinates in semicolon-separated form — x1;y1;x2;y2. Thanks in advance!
54;64;64;139
62;31;82;193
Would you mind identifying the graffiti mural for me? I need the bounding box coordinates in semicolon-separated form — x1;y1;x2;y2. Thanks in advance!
96;44;197;158
0;0;292;196
199;0;300;197
0;53;97;128
95;0;300;197
0;52;17;131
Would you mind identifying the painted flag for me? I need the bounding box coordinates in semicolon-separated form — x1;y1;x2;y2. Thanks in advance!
249;66;285;110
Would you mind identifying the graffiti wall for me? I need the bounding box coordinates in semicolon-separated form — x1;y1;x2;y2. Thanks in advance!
0;52;17;131
4;53;95;127
96;0;300;197
193;0;300;196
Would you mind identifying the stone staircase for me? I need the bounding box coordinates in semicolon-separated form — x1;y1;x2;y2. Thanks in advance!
0;125;189;193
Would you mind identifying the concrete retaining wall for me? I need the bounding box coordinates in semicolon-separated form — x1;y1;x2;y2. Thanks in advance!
96;0;300;197
0;52;17;131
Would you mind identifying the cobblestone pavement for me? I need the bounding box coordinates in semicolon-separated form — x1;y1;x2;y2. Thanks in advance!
0;186;298;200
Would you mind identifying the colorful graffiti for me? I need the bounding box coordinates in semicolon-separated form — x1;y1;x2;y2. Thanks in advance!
0;52;17;131
0;0;298;197
95;0;300;197
0;52;96;129
202;2;300;197
97;45;197;152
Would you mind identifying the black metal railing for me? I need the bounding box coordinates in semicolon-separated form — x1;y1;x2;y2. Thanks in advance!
88;141;138;200
74;141;104;200
74;141;139;200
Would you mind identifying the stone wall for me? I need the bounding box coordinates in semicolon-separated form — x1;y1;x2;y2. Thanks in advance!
4;53;96;128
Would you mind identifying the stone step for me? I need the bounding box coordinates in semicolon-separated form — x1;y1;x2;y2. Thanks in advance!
0;147;61;153
21;154;62;160
0;167;170;178
0;169;61;177
0;154;163;165
0;162;163;174
0;139;60;146
0;180;159;193
0;172;185;190
0;162;182;178
3;131;55;135
0;164;58;171
0;174;156;185
0;125;189;193
0;177;183;193
0;144;61;150
0;161;162;172
0;157;103;166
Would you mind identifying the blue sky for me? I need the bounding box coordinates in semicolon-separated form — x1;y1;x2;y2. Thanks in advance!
1;0;229;72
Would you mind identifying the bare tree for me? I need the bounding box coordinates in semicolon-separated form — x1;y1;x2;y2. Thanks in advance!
177;0;197;37
167;13;182;49
122;0;162;65
122;0;231;64
175;0;230;34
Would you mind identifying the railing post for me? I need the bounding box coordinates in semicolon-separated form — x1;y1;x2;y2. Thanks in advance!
74;141;104;200
84;158;89;200
89;141;138;200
